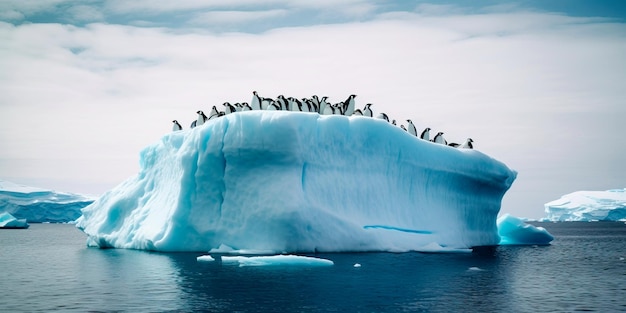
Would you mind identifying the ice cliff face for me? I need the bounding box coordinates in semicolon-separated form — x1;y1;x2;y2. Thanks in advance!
76;111;517;252
0;180;94;223
545;189;626;221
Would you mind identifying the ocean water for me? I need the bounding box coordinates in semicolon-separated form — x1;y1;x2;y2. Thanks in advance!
1;222;625;312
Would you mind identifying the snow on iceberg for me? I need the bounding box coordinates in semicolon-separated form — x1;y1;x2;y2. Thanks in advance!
76;111;517;252
0;180;95;223
0;211;29;229
544;189;626;221
497;214;553;245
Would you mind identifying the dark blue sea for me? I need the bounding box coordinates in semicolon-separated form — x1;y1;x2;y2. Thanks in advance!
1;222;625;312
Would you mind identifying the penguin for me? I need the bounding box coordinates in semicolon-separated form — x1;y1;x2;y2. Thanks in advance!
448;142;460;148
267;101;280;110
342;94;357;116
319;96;329;114
363;104;373;117
224;102;237;114
293;98;305;112
251;91;262;111
407;119;417;136
392;119;396;126
287;97;296;111
377;112;389;122
460;138;474;149
352;109;363;116
433;132;447;145
307;99;318;113
172;120;182;131
277;95;288;111
208;106;220;120
190;120;197;129
252;91;273;110
401;125;407;131
196;110;208;126
420;127;431;141
241;102;252;111
311;95;320;110
322;102;334;115
332;103;343;115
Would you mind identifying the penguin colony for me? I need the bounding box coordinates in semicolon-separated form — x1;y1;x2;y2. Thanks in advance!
172;91;474;149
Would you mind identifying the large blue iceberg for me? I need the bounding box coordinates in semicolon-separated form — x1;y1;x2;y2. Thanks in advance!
76;111;517;252
544;189;626;221
0;180;94;223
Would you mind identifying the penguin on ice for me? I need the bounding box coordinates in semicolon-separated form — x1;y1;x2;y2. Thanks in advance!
318;96;329;114
352;109;363;116
433;132;447;145
267;101;280;110
190;120;197;128
342;94;357;116
363;103;373;117
420;127;431;141
252;91;273;110
276;95;289;111
407;119;417;136
401;125;407;131
322;102;334;115
377;112;389;122
460;138;474;149
208;106;220;120
172;120;182;131
251;91;262;110
332;103;343;115
224;102;237;114
196;110;208;126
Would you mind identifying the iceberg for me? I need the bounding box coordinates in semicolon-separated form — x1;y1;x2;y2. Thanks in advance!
497;214;553;245
0;211;29;229
0;180;95;223
76;111;517;252
544;189;626;221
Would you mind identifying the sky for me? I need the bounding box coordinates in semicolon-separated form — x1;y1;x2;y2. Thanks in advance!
1;0;625;219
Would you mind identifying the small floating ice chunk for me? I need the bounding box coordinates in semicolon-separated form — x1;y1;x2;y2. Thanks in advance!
221;255;334;267
197;255;215;262
468;267;484;271
497;214;554;245
354;263;361;268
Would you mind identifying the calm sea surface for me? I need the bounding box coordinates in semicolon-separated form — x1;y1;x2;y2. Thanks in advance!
1;222;625;312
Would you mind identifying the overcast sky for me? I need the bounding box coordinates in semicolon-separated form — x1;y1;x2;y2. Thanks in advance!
1;0;625;219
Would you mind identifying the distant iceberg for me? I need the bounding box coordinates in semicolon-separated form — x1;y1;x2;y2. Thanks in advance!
0;180;95;223
0;211;29;229
76;111;517;252
544;189;626;221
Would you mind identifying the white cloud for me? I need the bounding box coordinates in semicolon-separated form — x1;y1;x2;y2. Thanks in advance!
189;9;288;26
66;4;105;22
0;9;25;21
1;10;625;218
